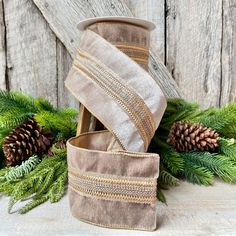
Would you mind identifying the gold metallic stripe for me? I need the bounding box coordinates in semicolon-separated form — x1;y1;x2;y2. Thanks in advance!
69;176;155;197
68;169;156;204
68;166;156;187
69;182;156;204
112;42;148;51
114;43;149;67
115;46;149;59
73;49;156;149
131;57;149;63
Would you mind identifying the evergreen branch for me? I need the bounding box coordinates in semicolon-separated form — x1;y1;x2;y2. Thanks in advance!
160;149;184;175
0;90;38;114
4;155;41;181
0;111;34;128
153;139;184;174
195;103;236;138
156;188;166;204
34;98;57;112
36;167;56;195
18;195;49;214
48;169;68;203
0;167;11;179
183;159;214;185
158;170;180;187
34;109;77;139
0;90;38;128
182;152;236;183
161;98;200;129
218;138;236;161
0;180;15;195
0;149;67;214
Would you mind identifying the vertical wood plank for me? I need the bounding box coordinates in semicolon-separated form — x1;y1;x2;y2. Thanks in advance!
57;40;79;109
124;0;165;61
4;0;58;106
33;0;181;98
0;0;6;89
166;0;222;108
221;0;236;106
33;0;132;57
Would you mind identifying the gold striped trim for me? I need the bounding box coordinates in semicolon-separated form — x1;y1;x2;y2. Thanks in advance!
73;49;156;150
68;166;156;187
112;42;148;51
68;168;157;204
115;44;149;62
114;43;149;68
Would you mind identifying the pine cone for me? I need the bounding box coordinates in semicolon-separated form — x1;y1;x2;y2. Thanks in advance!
167;121;219;152
3;118;53;166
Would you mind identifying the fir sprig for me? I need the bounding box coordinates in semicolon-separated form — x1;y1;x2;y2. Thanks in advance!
34;108;77;139
155;98;236;188
181;152;236;183
218;138;236;161
2;155;41;181
0;90;77;139
0;90;38;128
0;148;67;214
183;159;214;185
158;170;180;187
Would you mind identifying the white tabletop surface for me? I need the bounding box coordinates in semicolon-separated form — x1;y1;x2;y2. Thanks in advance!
0;180;236;236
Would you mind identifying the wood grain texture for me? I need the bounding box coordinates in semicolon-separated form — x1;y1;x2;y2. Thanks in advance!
4;0;58;106
33;0;133;57
221;0;236;106
0;0;6;89
124;0;165;61
166;0;222;108
57;40;79;109
32;0;181;98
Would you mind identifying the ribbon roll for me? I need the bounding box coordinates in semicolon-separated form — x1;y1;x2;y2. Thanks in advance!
65;17;167;231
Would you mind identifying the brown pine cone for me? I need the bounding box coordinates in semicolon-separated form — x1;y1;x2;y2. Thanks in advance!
3;118;53;166
167;120;219;152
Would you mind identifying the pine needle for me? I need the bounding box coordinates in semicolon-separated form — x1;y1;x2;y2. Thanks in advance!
0;149;68;214
151;138;184;175
156;188;166;204
0;90;38;128
4;155;41;181
182;152;236;183
183;159;214;185
161;98;200;129
218;138;236;161
158;170;180;187
34;109;77;139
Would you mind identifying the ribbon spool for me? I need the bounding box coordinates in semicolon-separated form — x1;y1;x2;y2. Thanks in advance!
65;17;166;230
76;17;155;136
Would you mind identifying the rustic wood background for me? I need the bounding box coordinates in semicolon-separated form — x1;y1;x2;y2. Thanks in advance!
0;0;235;109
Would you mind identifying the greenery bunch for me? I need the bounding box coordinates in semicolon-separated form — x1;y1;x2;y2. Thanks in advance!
0;90;75;213
0;90;236;212
0;90;77;142
0;155;41;181
0;148;67;214
150;98;236;202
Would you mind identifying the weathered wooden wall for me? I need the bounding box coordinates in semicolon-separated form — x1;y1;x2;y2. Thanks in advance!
0;0;235;108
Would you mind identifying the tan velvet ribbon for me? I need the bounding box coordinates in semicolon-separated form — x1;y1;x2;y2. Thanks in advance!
65;24;167;231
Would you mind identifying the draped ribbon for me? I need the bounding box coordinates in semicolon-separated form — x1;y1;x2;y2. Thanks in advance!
66;29;166;152
65;26;167;231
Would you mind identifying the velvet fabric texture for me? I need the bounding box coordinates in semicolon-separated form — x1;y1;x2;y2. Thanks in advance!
65;18;167;231
67;131;159;231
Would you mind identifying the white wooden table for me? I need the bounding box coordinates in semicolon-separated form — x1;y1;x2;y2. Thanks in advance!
1;180;235;236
